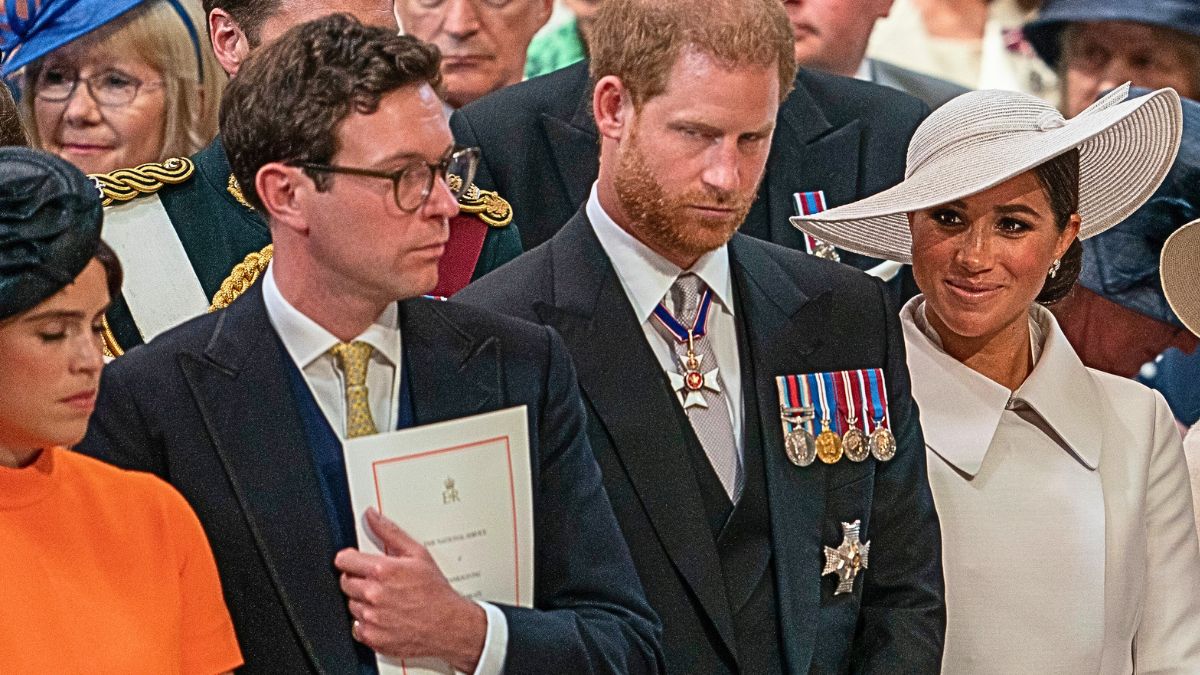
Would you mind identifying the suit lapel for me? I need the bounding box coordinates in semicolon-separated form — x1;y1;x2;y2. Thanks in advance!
761;76;863;253
730;236;833;673
401;300;501;426
540;83;600;208
179;284;359;674
534;214;739;658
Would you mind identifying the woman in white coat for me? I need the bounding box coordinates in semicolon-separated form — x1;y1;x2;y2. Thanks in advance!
794;84;1200;673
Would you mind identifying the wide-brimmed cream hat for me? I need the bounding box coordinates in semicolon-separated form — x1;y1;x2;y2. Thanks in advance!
791;84;1183;263
1161;218;1200;336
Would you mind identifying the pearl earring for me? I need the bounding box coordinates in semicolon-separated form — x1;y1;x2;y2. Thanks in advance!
1049;259;1061;278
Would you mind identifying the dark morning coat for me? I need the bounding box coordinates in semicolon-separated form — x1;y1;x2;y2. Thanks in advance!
455;212;946;673
78;284;664;674
450;61;927;271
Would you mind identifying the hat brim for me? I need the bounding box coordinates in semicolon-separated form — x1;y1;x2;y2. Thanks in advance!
790;87;1182;264
2;0;143;77
1161;218;1200;337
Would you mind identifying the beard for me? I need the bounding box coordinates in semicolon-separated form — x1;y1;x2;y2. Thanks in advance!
613;126;756;264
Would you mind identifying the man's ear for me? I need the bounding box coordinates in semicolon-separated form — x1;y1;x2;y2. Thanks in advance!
256;163;310;235
593;75;633;142
209;9;251;78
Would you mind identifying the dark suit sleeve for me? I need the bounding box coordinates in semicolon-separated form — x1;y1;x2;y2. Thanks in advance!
850;279;946;673
77;360;168;478
500;326;665;674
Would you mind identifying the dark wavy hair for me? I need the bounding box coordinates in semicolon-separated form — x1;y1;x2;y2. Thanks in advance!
220;13;442;211
1032;148;1081;305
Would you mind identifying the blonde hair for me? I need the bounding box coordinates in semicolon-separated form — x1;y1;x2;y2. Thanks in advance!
19;0;224;164
589;0;796;108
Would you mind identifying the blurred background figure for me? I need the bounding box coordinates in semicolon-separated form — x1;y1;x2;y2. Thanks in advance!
396;0;553;109
0;0;222;175
0;147;240;673
0;81;24;144
525;0;598;79
782;0;968;109
1049;92;1199;395
1159;217;1200;539
868;0;1057;104
1024;0;1200;116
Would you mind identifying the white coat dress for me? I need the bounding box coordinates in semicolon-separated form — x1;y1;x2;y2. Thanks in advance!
902;296;1200;674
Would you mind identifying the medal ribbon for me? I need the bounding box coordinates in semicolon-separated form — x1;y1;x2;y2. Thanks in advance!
777;375;811;437
792;190;829;256
651;286;715;343
864;368;891;430
808;372;839;435
854;370;871;433
838;370;858;428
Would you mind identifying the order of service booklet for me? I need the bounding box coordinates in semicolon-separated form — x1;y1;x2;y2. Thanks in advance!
344;405;534;675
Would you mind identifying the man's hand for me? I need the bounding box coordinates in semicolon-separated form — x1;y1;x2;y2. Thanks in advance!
335;508;488;673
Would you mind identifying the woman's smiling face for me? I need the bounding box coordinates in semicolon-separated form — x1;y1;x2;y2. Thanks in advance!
909;170;1079;342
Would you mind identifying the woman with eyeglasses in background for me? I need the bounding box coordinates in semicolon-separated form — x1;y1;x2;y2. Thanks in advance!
0;0;223;175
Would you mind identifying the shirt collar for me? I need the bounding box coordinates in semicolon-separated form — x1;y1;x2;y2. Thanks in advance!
855;59;873;82
902;297;1103;477
262;265;401;369
586;182;734;323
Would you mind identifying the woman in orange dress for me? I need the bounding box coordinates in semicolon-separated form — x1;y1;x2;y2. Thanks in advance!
0;147;242;673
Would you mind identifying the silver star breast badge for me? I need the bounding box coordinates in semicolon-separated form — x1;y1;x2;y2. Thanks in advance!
823;520;870;595
667;353;721;409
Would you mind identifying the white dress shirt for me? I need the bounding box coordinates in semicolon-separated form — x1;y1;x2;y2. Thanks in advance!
903;296;1200;673
586;184;744;461
261;266;507;675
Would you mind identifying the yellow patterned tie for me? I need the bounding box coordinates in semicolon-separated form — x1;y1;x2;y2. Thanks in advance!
329;341;379;438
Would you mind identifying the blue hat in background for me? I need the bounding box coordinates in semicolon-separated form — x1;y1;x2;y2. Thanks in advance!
1025;0;1200;69
1;0;143;78
1079;88;1200;326
1;0;204;82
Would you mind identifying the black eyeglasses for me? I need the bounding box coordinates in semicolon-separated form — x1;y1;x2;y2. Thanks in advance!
297;146;480;213
35;67;163;107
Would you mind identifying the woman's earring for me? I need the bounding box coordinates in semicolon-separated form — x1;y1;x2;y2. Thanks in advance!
1048;259;1061;279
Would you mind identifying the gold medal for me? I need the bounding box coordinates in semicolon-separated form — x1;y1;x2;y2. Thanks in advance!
869;427;896;462
785;427;817;467
842;427;869;462
816;421;843;464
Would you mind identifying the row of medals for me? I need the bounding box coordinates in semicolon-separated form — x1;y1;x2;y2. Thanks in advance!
782;407;896;467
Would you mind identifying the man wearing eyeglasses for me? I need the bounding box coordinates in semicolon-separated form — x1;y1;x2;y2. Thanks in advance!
80;15;663;675
92;0;522;358
396;0;553;110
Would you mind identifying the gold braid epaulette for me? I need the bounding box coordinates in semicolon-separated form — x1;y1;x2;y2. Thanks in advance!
209;244;273;311
448;174;512;228
91;157;195;207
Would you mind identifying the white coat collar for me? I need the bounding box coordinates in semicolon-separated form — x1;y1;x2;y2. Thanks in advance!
902;296;1104;476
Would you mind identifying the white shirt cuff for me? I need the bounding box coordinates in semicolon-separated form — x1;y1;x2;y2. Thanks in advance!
467;600;508;675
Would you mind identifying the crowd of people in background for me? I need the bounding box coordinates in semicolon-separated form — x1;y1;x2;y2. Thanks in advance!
2;0;1199;673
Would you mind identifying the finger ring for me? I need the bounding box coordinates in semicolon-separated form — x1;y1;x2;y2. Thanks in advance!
352;619;363;642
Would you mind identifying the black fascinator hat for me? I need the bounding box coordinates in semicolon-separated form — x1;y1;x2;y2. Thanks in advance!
0;148;102;320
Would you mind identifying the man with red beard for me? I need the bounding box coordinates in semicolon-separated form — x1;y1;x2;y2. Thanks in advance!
455;0;946;672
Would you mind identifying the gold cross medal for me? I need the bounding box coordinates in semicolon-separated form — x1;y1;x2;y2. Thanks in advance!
823;520;870;595
652;287;720;410
667;341;721;410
